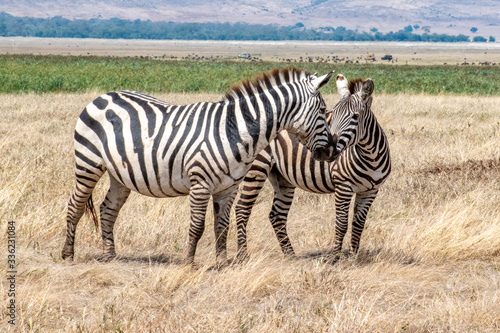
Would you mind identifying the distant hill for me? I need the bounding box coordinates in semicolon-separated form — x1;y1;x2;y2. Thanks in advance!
1;0;499;39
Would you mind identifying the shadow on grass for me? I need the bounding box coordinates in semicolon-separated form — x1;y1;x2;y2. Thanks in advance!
79;252;185;266
114;253;184;265
296;247;420;266
100;253;239;271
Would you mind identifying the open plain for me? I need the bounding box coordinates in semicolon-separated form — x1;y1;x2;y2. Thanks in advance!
2;37;500;65
1;89;499;331
1;38;500;331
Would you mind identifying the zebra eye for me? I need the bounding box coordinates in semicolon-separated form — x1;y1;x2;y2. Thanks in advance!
319;107;327;114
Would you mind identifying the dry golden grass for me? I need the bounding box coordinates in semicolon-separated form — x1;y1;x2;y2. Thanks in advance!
1;92;500;332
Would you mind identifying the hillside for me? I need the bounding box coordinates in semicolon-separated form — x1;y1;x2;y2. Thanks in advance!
1;0;499;39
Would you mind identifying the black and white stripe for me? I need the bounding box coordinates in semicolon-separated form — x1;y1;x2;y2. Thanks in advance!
61;67;339;264
235;74;391;260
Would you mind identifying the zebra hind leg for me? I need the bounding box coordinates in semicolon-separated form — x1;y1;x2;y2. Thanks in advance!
185;184;211;265
350;190;378;255
212;188;238;267
99;175;131;261
268;173;296;256
62;166;104;261
235;169;269;262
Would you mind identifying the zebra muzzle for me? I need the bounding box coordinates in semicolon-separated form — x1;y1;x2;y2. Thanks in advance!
312;133;339;162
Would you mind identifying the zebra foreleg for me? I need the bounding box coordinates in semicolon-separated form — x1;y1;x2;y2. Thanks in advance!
99;175;131;261
268;173;296;256
331;188;353;259
62;168;103;261
350;190;378;255
235;151;273;261
234;179;267;261
212;188;238;266
186;184;211;265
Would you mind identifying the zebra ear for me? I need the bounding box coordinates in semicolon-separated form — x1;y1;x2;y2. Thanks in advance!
336;74;349;98
311;70;334;91
360;78;374;101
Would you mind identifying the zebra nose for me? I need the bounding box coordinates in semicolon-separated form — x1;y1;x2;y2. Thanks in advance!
327;133;340;161
330;133;338;149
312;133;339;162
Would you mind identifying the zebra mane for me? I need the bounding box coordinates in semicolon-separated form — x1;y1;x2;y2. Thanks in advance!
348;78;366;94
223;67;311;102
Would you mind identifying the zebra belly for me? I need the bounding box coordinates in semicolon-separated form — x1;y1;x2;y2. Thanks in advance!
103;152;192;198
271;132;335;194
93;121;192;197
349;179;375;194
274;156;336;194
333;167;386;194
104;142;247;198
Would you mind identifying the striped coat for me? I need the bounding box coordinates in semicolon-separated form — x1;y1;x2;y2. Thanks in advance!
235;74;391;261
61;67;339;264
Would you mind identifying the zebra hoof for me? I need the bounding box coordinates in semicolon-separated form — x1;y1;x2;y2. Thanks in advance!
213;259;231;270
323;253;343;265
101;252;116;262
235;252;250;264
61;252;74;261
183;256;196;267
61;247;74;261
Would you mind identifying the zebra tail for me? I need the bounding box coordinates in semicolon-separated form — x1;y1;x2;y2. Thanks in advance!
85;195;99;231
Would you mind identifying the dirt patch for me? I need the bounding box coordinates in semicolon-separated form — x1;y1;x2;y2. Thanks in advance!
418;158;500;178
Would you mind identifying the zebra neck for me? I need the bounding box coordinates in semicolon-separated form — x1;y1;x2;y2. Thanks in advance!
225;97;282;164
355;113;388;161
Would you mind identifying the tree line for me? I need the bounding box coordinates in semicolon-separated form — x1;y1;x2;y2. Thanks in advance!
0;12;489;42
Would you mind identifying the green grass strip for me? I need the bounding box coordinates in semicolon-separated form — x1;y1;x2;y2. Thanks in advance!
1;54;499;95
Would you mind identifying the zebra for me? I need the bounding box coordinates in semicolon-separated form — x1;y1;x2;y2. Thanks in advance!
234;74;391;261
61;67;341;265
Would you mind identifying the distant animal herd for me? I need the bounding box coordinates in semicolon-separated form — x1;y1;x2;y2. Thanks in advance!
128;53;500;66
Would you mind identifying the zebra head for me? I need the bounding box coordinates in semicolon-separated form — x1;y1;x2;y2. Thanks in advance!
286;70;339;162
329;74;374;153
